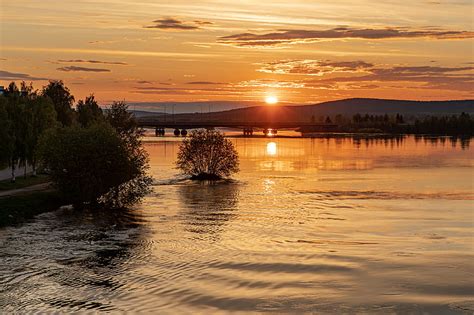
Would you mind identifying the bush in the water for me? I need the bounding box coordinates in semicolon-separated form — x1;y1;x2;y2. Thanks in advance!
176;129;239;180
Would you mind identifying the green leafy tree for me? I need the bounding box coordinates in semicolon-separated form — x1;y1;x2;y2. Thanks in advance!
176;129;239;180
3;82;29;182
104;101;151;207
39;124;151;209
0;97;14;169
42;80;75;126
76;94;104;127
24;96;57;175
105;101;140;143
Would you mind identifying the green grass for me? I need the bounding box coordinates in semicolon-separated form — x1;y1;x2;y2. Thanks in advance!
0;174;51;191
0;191;65;227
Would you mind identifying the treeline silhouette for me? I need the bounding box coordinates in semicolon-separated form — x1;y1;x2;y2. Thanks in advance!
0;80;151;209
310;112;473;136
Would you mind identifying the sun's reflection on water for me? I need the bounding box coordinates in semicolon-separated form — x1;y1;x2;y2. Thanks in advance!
266;142;277;156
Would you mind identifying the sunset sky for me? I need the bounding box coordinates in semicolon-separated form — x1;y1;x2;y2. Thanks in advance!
1;0;473;106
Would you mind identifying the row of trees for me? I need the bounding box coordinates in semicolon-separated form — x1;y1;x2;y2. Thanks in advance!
0;82;58;179
310;112;473;135
0;80;151;209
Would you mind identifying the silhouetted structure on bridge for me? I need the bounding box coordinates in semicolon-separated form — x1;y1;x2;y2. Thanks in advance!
136;118;338;136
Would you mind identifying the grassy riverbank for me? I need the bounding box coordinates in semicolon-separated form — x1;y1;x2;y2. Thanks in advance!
0;191;65;227
0;175;64;227
0;174;51;191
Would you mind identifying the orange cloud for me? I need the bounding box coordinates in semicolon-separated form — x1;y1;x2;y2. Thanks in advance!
145;18;212;30
57;66;110;72
219;27;474;47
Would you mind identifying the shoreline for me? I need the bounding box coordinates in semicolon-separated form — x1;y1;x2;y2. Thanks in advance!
142;132;473;141
0;190;65;227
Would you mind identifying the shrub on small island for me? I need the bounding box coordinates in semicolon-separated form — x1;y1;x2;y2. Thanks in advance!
176;129;239;180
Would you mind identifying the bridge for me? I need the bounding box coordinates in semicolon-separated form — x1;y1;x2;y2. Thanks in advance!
136;118;338;136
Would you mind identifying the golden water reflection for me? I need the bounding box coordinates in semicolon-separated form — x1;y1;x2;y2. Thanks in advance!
1;135;472;313
266;142;277;156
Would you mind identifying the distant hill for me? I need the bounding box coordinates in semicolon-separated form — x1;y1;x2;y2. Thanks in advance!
129;110;165;118
139;98;474;123
301;98;474;115
128;101;262;114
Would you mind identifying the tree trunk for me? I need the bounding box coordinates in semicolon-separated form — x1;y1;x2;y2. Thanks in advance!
11;163;15;183
32;160;37;177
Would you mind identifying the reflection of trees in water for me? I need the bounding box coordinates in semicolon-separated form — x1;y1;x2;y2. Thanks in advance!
415;135;471;149
351;135;406;149
349;135;470;150
178;181;239;238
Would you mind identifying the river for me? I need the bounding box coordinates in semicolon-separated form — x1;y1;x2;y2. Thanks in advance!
1;135;473;313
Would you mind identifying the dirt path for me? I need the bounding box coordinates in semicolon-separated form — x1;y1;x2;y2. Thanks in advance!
0;182;53;198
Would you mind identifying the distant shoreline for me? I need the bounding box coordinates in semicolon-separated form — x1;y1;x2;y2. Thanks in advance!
142;132;473;141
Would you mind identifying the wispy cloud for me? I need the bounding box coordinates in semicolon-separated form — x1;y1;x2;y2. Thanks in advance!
194;20;214;26
307;65;474;91
57;66;110;72
132;86;244;96
0;69;48;81
57;59;128;65
187;81;226;85
258;60;374;76
219;27;474;47
235;79;305;89
145;18;211;30
2;46;217;59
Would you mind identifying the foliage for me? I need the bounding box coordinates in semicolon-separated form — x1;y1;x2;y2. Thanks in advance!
2;83;28;180
0;82;57;180
103;101;152;208
39;124;151;209
76;94;104;127
0;97;14;169
106;101;141;143
42;80;75;126
24;96;57;174
306;112;474;136
1;81;151;210
176;129;239;179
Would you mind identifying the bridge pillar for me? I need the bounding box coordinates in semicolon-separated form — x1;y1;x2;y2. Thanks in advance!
174;129;180;136
180;129;188;136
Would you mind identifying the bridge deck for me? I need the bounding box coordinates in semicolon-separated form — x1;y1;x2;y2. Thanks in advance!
137;120;337;130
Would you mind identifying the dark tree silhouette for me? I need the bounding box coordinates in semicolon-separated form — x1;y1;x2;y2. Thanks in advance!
24;95;57;176
176;129;239;180
39;124;151;209
0;97;13;169
106;101;140;142
42;80;75;126
76;94;103;127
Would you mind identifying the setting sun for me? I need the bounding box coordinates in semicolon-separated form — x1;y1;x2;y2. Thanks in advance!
265;96;278;105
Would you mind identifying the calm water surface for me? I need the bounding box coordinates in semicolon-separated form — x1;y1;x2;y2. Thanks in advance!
1;136;473;313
